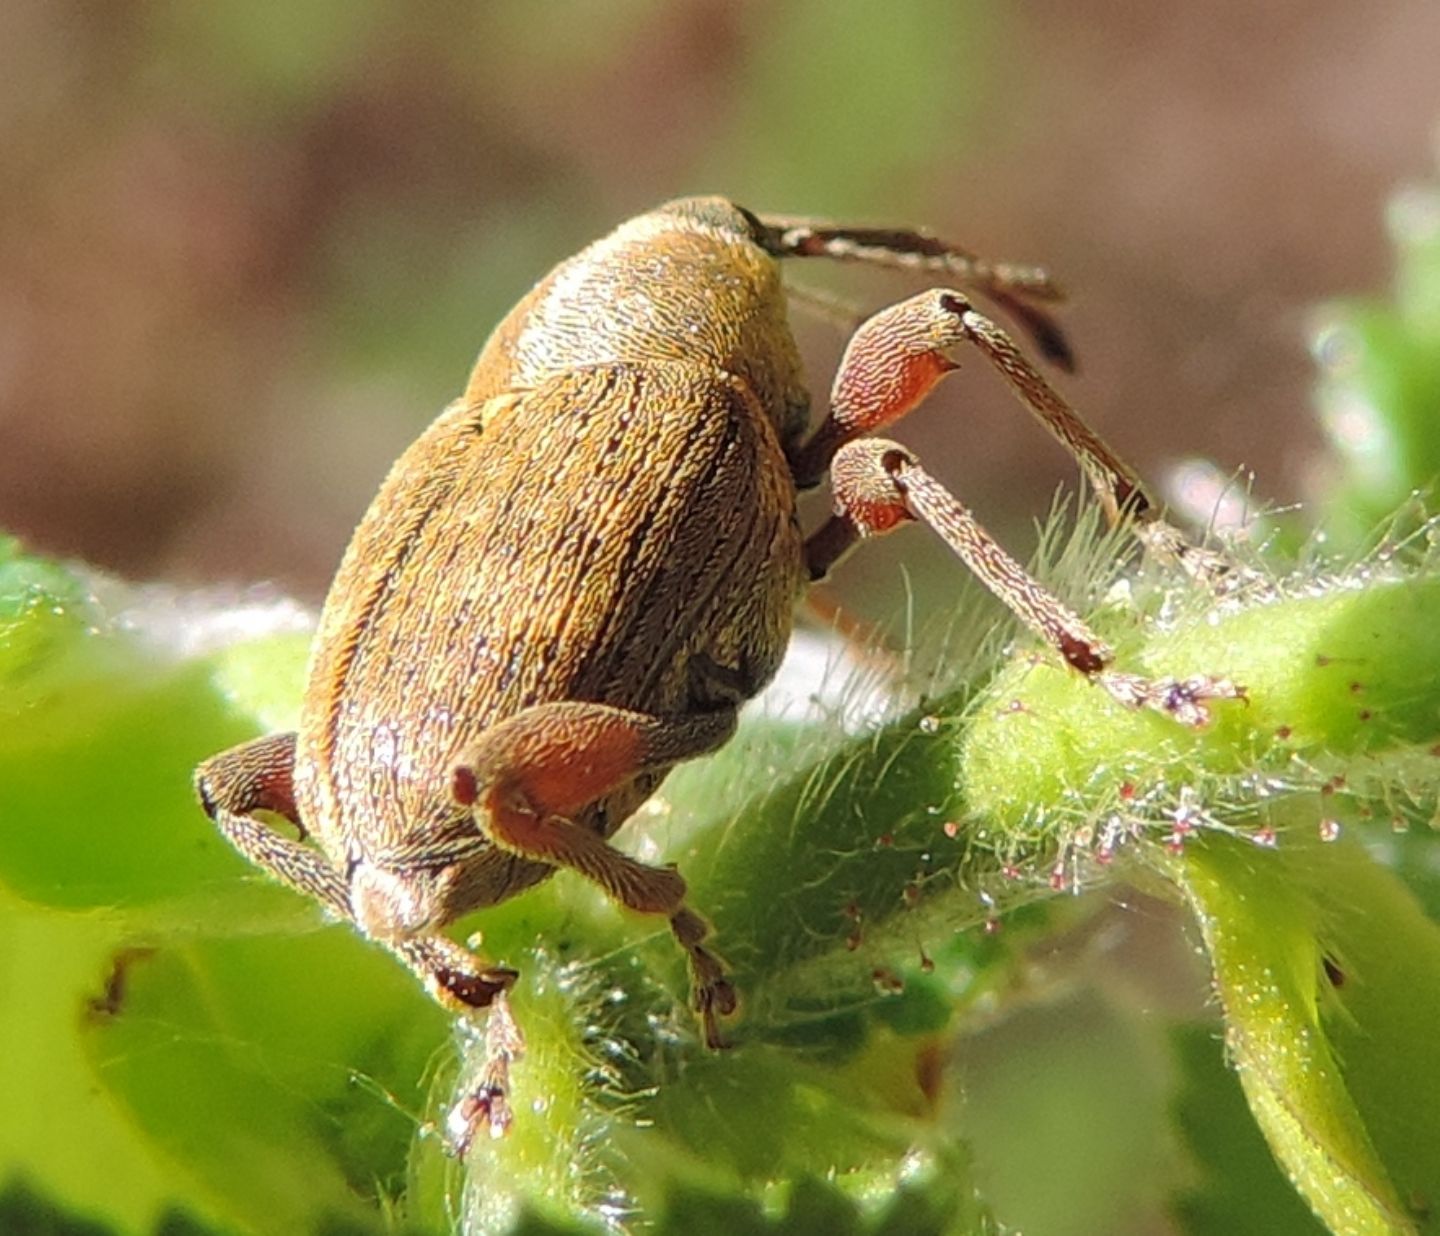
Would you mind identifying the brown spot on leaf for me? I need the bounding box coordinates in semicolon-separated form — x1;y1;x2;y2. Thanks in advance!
86;947;156;1021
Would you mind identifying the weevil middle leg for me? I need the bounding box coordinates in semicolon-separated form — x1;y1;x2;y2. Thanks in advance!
449;700;740;1047
814;438;1243;724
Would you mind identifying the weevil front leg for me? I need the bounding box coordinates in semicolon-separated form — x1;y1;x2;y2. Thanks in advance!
789;288;1248;590
810;438;1243;725
450;700;740;1047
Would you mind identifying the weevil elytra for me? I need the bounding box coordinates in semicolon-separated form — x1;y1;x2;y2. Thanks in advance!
195;197;1240;1145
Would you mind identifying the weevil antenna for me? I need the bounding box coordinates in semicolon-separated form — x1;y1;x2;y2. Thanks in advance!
752;213;1076;371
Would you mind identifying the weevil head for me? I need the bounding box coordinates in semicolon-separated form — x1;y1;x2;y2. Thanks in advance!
466;196;812;448
650;195;769;239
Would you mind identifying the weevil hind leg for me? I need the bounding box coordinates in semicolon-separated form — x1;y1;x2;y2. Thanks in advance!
196;735;509;991
195;733;352;917
670;905;737;1048
810;439;1244;726
385;935;522;1153
198;734;525;1148
450;700;740;1043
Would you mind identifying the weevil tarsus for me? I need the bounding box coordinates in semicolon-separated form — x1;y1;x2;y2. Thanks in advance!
447;988;524;1154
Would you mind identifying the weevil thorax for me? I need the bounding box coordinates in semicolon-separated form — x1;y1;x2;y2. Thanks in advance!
465;196;811;447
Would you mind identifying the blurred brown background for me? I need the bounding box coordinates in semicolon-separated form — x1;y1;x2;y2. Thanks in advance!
3;0;1439;613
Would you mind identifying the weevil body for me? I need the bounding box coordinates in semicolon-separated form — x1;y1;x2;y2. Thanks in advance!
303;202;808;944
197;197;1240;1142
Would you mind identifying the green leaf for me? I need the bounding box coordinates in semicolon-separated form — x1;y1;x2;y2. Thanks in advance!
1161;825;1440;1234
1169;1022;1327;1236
81;930;450;1235
953;543;1440;1233
10;507;1440;1234
962;571;1440;838
0;1177;229;1236
0;546;453;1233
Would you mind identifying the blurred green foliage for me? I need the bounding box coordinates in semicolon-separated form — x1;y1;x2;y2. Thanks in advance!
1313;183;1440;543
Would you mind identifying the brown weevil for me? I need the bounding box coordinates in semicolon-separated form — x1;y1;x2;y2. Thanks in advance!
195;197;1240;1146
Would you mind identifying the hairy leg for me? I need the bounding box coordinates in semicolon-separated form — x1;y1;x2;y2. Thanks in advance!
790;288;1247;590
451;700;739;1046
808;439;1244;726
